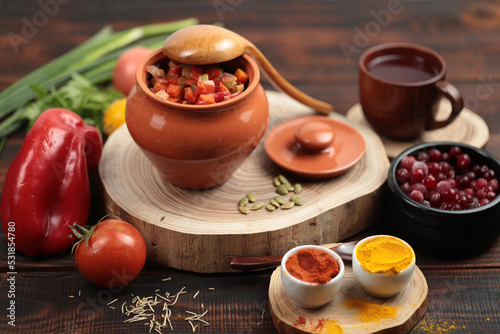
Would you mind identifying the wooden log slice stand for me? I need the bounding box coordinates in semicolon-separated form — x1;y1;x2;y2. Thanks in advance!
346;100;490;159
99;91;390;273
269;243;429;334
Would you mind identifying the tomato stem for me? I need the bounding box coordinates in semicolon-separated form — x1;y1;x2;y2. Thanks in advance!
69;222;98;254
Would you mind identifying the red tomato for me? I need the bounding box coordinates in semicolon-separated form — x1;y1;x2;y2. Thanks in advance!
71;219;147;288
112;46;151;95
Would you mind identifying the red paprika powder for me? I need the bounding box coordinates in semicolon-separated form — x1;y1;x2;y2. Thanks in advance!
286;248;339;284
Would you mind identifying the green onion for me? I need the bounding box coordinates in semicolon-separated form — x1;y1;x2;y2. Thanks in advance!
0;18;198;140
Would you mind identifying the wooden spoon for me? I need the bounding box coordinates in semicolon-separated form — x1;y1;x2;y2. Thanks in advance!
162;24;334;114
229;241;358;271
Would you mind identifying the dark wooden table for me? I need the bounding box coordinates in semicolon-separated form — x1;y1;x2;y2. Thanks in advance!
1;1;499;333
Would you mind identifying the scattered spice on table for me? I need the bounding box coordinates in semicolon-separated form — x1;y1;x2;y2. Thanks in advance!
285;248;339;284
413;318;468;332
69;278;212;333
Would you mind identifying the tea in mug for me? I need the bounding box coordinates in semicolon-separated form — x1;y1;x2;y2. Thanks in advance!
367;55;439;83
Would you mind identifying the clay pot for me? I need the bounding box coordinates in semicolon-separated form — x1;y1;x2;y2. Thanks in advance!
126;49;269;189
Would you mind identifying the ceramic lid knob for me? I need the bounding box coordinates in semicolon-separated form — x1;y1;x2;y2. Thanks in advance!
294;120;335;152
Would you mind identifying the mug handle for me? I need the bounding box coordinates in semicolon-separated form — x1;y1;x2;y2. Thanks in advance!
427;80;464;130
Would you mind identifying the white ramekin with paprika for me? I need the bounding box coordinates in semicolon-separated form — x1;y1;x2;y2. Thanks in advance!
281;245;344;309
352;235;416;298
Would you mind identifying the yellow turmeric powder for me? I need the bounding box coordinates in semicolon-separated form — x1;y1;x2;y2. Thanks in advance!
345;297;397;322
355;235;414;275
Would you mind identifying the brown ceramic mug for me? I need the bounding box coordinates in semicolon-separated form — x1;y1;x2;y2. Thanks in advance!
359;43;463;141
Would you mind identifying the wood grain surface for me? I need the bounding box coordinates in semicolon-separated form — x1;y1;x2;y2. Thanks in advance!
99;91;389;273
1;0;500;333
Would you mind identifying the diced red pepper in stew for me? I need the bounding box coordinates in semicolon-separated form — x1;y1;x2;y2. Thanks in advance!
167;84;183;99
205;68;223;80
190;66;205;81
153;81;169;93
197;80;216;95
146;62;248;105
184;87;198;104
196;94;216;105
234;69;249;84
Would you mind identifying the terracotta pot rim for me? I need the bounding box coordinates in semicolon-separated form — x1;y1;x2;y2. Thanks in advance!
135;49;260;112
359;42;447;87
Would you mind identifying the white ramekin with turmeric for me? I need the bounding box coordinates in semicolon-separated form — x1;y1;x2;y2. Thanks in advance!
352;235;416;297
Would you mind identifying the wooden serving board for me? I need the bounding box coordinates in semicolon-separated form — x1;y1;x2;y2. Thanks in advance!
269;243;429;334
99;91;390;273
346;100;490;160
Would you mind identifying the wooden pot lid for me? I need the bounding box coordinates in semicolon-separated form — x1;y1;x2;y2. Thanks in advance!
264;116;366;179
269;243;429;333
346;100;489;159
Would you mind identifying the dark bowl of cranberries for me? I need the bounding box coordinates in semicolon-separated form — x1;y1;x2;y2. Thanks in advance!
386;142;500;257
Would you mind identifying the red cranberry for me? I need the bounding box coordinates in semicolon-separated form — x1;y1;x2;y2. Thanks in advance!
441;152;450;162
476;189;487;199
469;201;481;209
457;195;469;209
396;168;410;183
423;175;437;191
440;202;452;210
464;188;475;199
488;179;499;192
464;171;476;179
448;146;462;159
456;175;470;189
411;168;426;184
472;165;482;174
457;153;471;169
428;148;442;162
440;161;451;174
480;198;490;206
486;191;497;201
416;151;429;162
401;155;417;171
442;188;458;203
427;162;441;176
475;178;488;190
428;192;442;208
479;165;489;176
412;161;429;175
410;183;428;199
484;169;496;181
446;178;457;189
436;180;452;194
400;182;411;194
436;172;447;182
410;190;425;203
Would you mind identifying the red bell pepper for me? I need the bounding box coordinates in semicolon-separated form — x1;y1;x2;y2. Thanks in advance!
1;108;102;257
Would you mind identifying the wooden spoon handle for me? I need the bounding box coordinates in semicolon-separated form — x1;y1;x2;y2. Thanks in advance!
229;255;284;270
245;43;334;115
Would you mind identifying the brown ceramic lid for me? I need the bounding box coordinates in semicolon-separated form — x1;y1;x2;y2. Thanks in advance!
264;116;365;179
